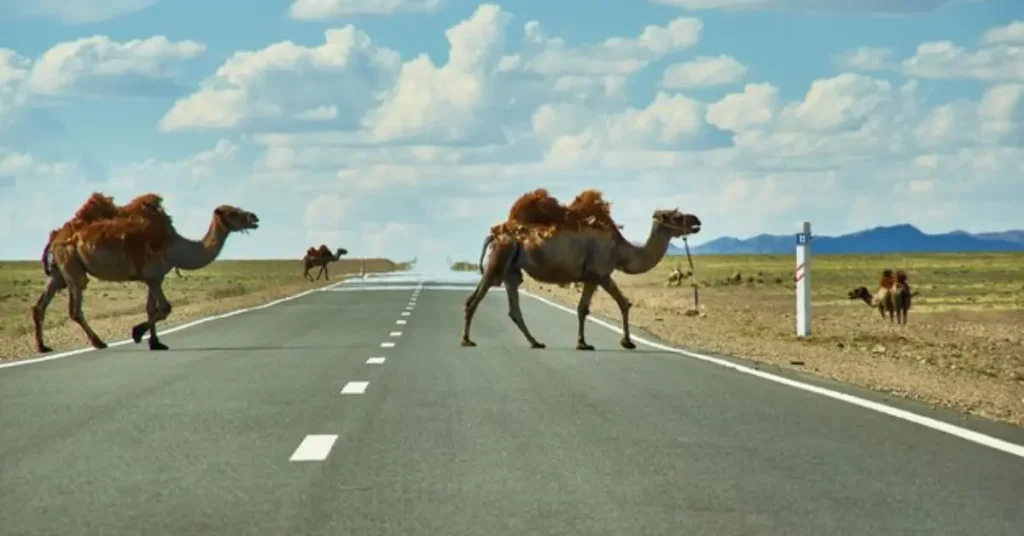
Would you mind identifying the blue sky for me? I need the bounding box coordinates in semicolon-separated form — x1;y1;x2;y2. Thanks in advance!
1;0;1022;262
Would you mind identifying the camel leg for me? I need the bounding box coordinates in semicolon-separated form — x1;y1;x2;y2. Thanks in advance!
323;263;330;280
461;275;496;347
575;281;599;350
303;262;313;281
31;273;68;353
503;270;545;349
598;276;636;350
66;280;107;349
132;279;171;350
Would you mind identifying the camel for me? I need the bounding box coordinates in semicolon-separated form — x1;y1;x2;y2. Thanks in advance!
847;269;918;324
892;269;917;324
666;265;692;287
302;245;348;281
461;188;701;350
32;192;259;353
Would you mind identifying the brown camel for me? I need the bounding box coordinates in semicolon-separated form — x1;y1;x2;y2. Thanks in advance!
848;269;918;324
892;269;917;324
461;188;701;350
32;192;259;353
302;245;348;280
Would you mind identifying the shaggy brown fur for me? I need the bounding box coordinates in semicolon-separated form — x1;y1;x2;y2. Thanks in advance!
43;192;174;277
493;188;628;247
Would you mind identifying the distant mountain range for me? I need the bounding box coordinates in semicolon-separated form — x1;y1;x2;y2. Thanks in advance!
667;224;1024;255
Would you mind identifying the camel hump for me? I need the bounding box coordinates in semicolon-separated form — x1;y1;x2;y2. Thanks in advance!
73;192;121;223
306;247;318;256
123;193;168;215
879;269;895;289
502;188;626;243
507;188;566;226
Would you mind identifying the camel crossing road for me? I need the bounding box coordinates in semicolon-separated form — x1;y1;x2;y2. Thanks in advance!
1;271;1023;535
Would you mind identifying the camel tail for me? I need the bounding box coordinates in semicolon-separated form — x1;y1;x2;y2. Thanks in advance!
479;235;495;274
41;242;51;276
40;229;58;276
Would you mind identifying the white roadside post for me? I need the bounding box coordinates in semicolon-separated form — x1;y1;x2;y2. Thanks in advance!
795;221;812;337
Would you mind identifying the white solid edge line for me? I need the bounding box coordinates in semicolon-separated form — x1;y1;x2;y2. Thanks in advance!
521;290;1024;460
341;381;369;394
289;434;339;462
366;357;386;364
1;280;347;371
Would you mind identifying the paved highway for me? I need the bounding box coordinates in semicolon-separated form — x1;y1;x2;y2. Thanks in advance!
1;271;1022;535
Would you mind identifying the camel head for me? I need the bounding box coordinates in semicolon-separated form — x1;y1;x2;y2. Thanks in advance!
214;205;260;233
847;286;872;303
652;208;701;237
336;248;349;257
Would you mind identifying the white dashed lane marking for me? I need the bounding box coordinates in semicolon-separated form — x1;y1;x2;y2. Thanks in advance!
366;357;386;365
381;341;396;348
396;319;406;325
289;434;338;462
390;331;402;337
341;381;369;395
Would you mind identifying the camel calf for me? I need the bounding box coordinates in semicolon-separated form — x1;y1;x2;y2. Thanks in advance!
666;267;692;286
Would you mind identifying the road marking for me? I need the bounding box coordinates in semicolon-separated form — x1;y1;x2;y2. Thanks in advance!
522;290;1024;461
366;357;386;365
389;331;402;337
396;319;407;325
341;381;369;394
325;285;482;292
401;311;411;316
2;280;348;370
289;434;338;462
381;341;396;348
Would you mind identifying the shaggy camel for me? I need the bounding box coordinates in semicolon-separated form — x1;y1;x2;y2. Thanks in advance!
32;192;259;353
461;188;701;350
848;269;918;324
302;245;348;281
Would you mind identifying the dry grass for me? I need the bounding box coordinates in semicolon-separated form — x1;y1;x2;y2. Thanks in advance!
523;252;1024;428
0;257;405;360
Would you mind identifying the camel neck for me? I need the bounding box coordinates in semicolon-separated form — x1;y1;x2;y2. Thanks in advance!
616;221;673;274
168;218;230;270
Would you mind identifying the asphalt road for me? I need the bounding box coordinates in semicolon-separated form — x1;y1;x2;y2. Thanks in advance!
1;271;1023;535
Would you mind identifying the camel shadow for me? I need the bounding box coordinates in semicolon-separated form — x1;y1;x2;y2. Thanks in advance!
127;345;329;353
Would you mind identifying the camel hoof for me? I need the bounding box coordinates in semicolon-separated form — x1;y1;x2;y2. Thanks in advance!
620;339;636;350
460;338;476;347
530;342;546;349
576;342;595;351
37;345;52;354
149;340;169;351
92;340;108;350
131;324;148;343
